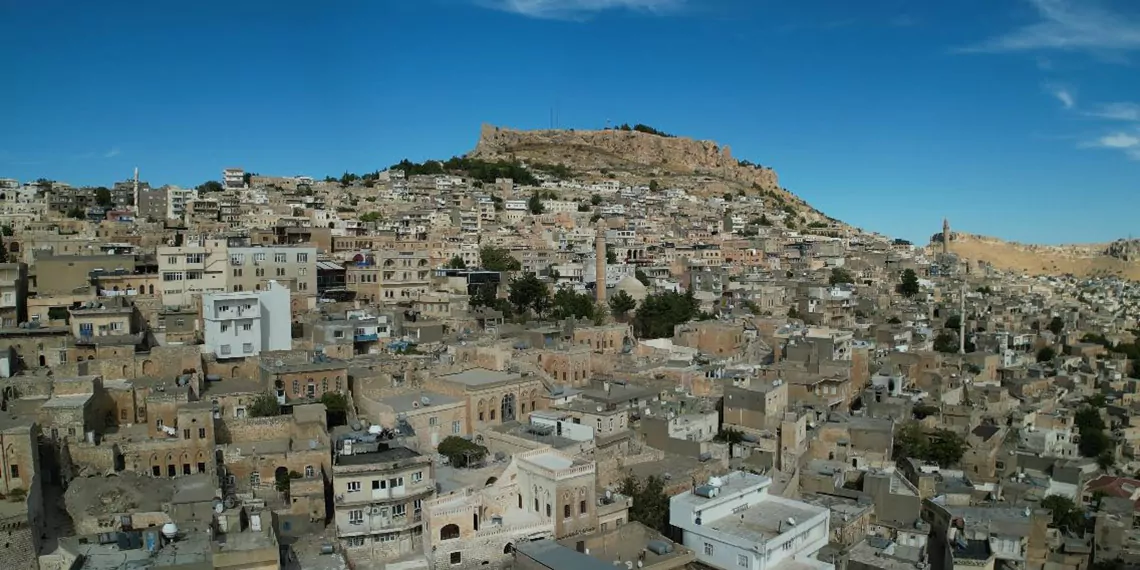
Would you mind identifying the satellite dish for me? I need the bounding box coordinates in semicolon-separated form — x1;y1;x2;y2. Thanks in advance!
275;360;284;367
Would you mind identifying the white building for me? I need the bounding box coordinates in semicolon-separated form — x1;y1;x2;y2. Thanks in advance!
223;167;245;189
670;471;832;570
202;280;291;358
166;186;198;220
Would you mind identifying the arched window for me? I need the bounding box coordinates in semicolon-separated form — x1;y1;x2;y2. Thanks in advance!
440;524;460;541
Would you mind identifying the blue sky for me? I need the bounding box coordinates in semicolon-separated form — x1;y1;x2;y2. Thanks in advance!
1;0;1138;244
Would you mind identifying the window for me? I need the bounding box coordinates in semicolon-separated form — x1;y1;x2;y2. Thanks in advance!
580;500;587;515
251;472;260;486
275;252;287;263
373;479;384;490
299;267;308;276
452;421;461;434
166;256;178;265
276;267;285;276
162;272;184;282
242;323;252;331
243;343;253;353
738;554;750;567
197;462;206;473
221;324;230;333
411;471;422;483
198;428;206;438
297;253;309;263
305;465;314;478
186;253;204;264
156;418;164;429
220;344;231;355
183;429;190;439
346;537;365;547
347;481;361;492
349;510;364;524
230;254;244;265
564;504;571;518
450;552;462;565
186;270;202;280
704;543;715;556
392;504;406;516
9;465;17;478
429;416;438;427
292;379;299;394
389;477;403;488
253;252;265;263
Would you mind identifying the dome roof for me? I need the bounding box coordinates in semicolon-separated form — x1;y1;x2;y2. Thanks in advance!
614;275;648;302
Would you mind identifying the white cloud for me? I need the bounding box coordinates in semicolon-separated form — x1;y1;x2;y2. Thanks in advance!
1045;84;1076;109
1094;132;1140;148
1085;102;1140;121
104;147;121;158
479;0;684;19
962;0;1140;54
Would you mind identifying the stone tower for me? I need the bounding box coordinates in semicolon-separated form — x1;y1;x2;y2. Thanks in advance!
942;218;951;255
595;219;607;305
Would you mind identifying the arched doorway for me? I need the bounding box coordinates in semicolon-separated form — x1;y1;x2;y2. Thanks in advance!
440;524;460;541
501;393;516;422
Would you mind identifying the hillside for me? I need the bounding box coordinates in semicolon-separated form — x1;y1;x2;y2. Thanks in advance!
933;233;1140;280
469;124;837;225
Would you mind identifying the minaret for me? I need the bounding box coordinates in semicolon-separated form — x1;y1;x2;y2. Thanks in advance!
133;167;140;213
959;280;967;355
595;219;607;305
942;218;951;256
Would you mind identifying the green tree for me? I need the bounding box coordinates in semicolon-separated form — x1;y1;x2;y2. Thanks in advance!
590;194;603;206
550;288;596;321
619;475;670;532
632;290;701;339
275;470;302;494
723;192;734;202
606;244;617;264
713;428;745;445
1037;346;1056;362
897;269;920;297
0;225;12;237
508;273;550;316
649;179;659;192
926;430;967;467
1041;495;1084;532
609;290;637;320
527;192;544;215
445;256;467;269
893;421;928;460
319;392;350;427
94;187;112;207
888;316;902;324
66;207;86;220
1048;316;1065;335
635;269;650;287
788;304;800;319
577;202;591;212
479;246;521;272
437;436;488;468
944;315;962;331
248;393;280;417
196;180;224;193
359;212;381;223
829;267;854;286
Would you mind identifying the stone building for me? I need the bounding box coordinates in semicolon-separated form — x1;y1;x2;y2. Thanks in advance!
425;447;597;569
259;350;347;404
427;367;547;433
331;442;433;561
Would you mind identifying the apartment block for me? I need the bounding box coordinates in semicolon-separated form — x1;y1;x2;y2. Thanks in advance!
157;239;230;307
227;246;317;294
0;263;28;327
202;281;291;358
332;441;434;558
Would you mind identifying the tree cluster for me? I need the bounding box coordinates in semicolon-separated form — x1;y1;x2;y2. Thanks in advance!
390;157;539;186
196;180;224;193
609;290;637;320
479;246;522;272
893;422;967;467
633;290;702;339
829;267;854;286
1075;403;1115;468
618;475;670;532
897;269;920;297
437;436;488;468
1081;333;1140;379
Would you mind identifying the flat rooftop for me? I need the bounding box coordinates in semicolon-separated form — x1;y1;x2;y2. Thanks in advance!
335;446;421;467
705;497;824;544
523;450;575;471
438;367;521;387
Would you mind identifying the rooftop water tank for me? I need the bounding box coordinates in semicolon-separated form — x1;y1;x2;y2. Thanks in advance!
161;523;178;540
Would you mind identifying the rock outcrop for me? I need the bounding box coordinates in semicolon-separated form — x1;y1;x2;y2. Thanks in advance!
470;124;781;192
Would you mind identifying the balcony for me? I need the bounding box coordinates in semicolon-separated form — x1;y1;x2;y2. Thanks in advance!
354;333;379;342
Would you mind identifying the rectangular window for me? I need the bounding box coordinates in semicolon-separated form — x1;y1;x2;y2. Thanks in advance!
221;324;230;333
452;421;461;434
220;345;231;355
243;343;253;353
346;537;365;547
198;428;206;438
254;252;266;263
704;543;714;556
297;253;309;263
392;504;406;516
299;267;308;276
349;510;363;524
183;429;190;439
411;471;422;483
429;416;438;427
230;254;244;265
347;481;361;492
275;252;287;263
389;477;403;488
186;253;204;264
9;465;17;478
738;554;749;567
162;272;184;282
186;270;202;280
450;552;462;565
372;480;381;490
276;267;285;276
166;256;178;265
242;323;252;331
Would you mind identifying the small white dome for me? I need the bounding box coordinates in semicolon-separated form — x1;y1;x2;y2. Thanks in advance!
614;275;648;302
161;522;178;539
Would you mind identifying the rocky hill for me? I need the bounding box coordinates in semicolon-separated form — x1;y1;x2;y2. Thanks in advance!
931;233;1140;280
470;124;835;224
